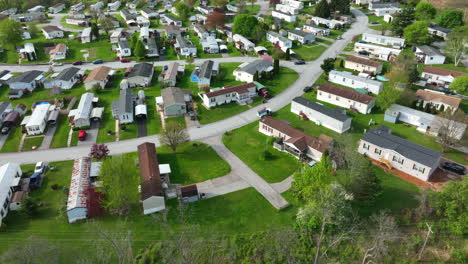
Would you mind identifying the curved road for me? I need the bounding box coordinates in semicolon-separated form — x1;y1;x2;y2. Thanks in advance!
0;9;369;165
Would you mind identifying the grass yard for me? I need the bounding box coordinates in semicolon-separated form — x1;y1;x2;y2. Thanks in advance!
156;142;231;184
245;4;260;15
223;122;301;183
315;37;333;46
50;115;72;148
367;15;389;31
22;136;44;151
328;29;346;39
165;116;187;129
343;42;355;52
294;44;327;61
0;127;22;152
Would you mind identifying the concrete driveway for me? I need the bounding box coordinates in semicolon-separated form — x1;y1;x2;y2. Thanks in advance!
77;121;99;146
137;117;148;137
0;130;11;150
38;124;58;150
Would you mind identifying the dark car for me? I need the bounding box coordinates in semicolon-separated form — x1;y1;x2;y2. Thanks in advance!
1;126;11;135
358;50;369;56
440;88;456;95
92;59;103;64
120;59;131;63
370;21;379;24
72;61;83;65
258;88;271;99
294;60;306;65
29;173;43;189
303;86;312;92
442;162;466;175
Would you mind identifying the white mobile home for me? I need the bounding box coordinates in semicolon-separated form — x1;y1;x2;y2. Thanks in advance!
362;33;405;48
69;93;96;128
0;163;22;226
272;10;296;22
317;84;375;114
354;42;401;61
25;103;51;135
328;70;384;94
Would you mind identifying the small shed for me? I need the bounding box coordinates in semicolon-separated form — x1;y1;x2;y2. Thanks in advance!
9;191;27;211
135;104;147;118
91;107;104;121
180;184;200;203
47;109;60;125
2;111;20;127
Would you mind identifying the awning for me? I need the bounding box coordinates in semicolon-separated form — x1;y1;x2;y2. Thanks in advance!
159;164;171;174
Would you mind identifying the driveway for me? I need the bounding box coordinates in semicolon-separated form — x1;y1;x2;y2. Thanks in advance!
77;121;99;146
201;136;290;210
38;124;58;150
0;8;370;165
137;117;148;137
0;130;10;150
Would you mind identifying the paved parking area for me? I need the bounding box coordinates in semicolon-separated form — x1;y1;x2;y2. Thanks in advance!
137;117;148;137
77;121;99;146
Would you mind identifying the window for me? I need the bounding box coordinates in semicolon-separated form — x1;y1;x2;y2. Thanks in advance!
226;93;230;97
413;164;425;173
392;156;404;164
374;148;381;155
363;143;370;150
210;98;215;102
336;97;339;101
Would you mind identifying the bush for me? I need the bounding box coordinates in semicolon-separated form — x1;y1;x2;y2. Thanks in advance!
51;184;59;190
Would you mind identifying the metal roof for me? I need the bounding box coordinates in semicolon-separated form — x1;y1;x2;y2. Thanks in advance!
55;67;80;81
292;97;351;122
75;93;95;122
128;63;153;78
11;70;43;83
67;158;90;211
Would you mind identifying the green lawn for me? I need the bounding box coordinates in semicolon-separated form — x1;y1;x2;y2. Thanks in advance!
328;29;347;39
223;122;300;183
0;126;22;152
315;37;334;45
367;15;389;31
50;115;72;148
165;116;187;129
22;136;44;151
294;44;327;61
245;4;260;15
157;142;231;184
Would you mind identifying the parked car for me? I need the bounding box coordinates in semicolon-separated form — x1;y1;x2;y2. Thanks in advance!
92;59;103;64
34;161;46;174
257;107;272;117
258;88;271;99
303;86;312;92
294;60;305;65
370;21;379;24
29;173;43;189
336;36;342;40
1;126;11;135
442;162;466;175
358;40;367;43
120;59;131;63
440;88;456;95
72;61;83;65
358;50;369;55
78;130;87;141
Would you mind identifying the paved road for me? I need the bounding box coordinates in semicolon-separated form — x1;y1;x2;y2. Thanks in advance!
201;136;290;209
0;8;369;165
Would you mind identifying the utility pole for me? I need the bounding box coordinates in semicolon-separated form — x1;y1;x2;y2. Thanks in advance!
418;223;433;261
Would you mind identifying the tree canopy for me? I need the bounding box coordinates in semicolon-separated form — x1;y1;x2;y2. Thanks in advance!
391;6;415;36
436;9;464;29
0;19;23;48
314;0;331;18
232;14;258;38
403;21;432;45
134;39;146;59
449;75;468;95
175;2;190;21
414;2;436;20
444;25;468;67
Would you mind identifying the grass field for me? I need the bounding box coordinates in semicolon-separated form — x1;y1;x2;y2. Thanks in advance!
0;127;22;152
22;136;44;151
294;44;327;61
50;115;72;148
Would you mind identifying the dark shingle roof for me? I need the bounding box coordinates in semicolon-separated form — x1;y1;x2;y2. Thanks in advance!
119;39;130;50
289;29;311;37
198;60;213;79
292;97;351;122
113;88;134;116
362;125;442;167
138;142;163;199
318;84;374;104
56;67;80;81
128;63;153;78
11;70;43;83
416;45;443;56
238;59;272;75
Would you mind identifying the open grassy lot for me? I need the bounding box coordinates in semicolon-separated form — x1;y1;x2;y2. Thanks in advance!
165;115;187;128
315;37;334;45
223;122;300;183
294;44;328;61
50;115;72;148
156;142;231;184
367;15;389;31
22;136;44;151
0;127;22;152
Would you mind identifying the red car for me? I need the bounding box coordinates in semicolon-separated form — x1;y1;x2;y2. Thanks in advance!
120;59;131;63
78;130;87;141
72;61;83;65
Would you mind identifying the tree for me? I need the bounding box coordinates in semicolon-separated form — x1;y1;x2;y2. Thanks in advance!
98;155;140;215
185;56;194;64
433;109;467;152
403;21;432;45
237;0;246;13
430;177;468;235
0;18;23;48
134;39;146;59
91;22;100;39
285;48;291;60
99;17;115;35
292;155;335;201
320;58;335;73
273;58;280;74
391;6;415;36
90;143;110;160
444;25;468;67
253;71;259;81
205;11;225;30
449;75;468;95
414;2;436;21
436;9;464;29
376;84;402;110
184;0;197;8
129;34;139;49
232;14;258;38
27;23;39;38
361;211;400;264
175;2;190;21
160;121;189;153
249;0;255;7
19;196;39;218
314;0;331;19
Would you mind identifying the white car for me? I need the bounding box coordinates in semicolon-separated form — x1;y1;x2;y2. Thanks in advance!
34;162;46;174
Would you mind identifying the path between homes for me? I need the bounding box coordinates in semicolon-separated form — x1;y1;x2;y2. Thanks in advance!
201;136;290;210
0;8;370;165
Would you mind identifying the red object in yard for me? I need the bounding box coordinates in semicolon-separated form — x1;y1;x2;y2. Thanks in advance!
120;59;131;63
78;130;87;141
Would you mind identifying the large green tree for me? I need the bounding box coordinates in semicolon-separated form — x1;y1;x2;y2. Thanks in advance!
414;2;436;21
314;0;331;19
0;18;23;48
232;14;258;38
391;6;415;36
449;75;468;95
175;2;190;21
134;39;146;59
403;21;432;45
436;9;464;29
444;25;468;67
98;155;140;215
